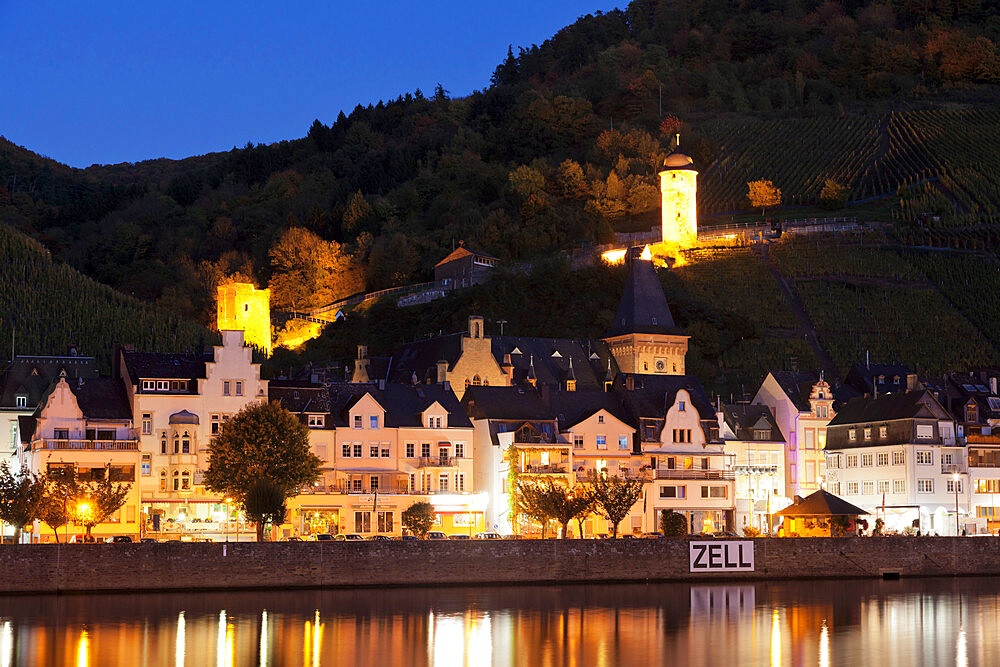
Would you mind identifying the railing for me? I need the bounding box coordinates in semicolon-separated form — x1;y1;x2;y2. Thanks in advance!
38;439;139;451
942;463;969;475
655;469;735;481
299;483;471;496
416;456;454;468
519;465;568;474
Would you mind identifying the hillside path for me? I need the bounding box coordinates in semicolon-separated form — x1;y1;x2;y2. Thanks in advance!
756;246;840;382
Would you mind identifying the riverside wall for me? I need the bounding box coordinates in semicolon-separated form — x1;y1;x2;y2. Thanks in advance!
5;537;1000;595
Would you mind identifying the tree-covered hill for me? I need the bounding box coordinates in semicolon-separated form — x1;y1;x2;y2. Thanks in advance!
4;0;1000;337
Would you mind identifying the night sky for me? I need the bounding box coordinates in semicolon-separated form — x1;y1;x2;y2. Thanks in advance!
1;1;618;168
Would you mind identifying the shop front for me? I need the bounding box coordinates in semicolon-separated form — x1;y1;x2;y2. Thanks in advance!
142;499;250;541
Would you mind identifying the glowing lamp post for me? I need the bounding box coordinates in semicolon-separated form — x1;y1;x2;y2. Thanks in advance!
77;502;91;542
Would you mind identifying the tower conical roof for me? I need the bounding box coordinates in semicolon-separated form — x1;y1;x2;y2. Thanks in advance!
607;250;679;337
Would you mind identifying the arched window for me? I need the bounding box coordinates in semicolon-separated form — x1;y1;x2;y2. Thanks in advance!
160;436;167;455
172;470;179;491
465;378;471;389
483;379;489;386
472;375;482;386
159;470;166;492
181;470;191;490
182;431;190;454
173;435;180;454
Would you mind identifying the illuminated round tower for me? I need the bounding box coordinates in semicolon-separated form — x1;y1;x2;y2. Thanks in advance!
659;135;697;245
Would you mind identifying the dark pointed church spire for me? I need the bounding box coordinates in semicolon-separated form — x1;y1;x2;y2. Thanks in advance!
607;247;678;337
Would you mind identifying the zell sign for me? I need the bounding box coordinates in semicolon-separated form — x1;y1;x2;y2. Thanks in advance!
689;541;755;572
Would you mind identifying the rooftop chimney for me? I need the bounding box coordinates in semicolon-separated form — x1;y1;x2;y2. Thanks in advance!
436;360;448;384
906;373;919;392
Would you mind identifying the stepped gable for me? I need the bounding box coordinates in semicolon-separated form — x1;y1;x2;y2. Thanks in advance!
0;354;98;408
607;250;679;338
769;370;821;412
721;403;786;443
491;336;617;390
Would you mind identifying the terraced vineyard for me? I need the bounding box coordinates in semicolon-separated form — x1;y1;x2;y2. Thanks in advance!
0;223;210;370
696;109;1000;223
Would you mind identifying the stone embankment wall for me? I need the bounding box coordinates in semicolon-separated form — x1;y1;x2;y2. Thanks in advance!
6;537;1000;595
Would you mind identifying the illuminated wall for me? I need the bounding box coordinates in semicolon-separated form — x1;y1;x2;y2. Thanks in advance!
217;283;272;356
660;169;698;245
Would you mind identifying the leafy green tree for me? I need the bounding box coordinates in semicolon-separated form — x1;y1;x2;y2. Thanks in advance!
591;474;645;538
747;180;782;217
205;401;321;541
77;467;132;540
515;479;556;537
39;466;79;542
0;463;45;543
242;480;287;541
402;501;436;537
819;179;849;209
267;226;364;311
660;509;688;537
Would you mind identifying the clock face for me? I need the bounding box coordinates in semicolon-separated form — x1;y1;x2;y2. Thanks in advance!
655;359;666;372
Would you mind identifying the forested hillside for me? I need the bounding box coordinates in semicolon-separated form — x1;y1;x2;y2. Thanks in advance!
4;0;1000;379
0;224;209;371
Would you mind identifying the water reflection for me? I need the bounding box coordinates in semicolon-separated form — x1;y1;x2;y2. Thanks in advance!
0;578;997;665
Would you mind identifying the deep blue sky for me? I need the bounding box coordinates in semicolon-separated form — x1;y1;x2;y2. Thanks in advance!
1;1;618;168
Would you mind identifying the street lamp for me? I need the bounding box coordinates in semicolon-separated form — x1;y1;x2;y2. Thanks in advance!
953;472;960;536
224;498;232;542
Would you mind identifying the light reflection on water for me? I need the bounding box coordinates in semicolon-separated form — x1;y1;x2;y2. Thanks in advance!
0;578;998;666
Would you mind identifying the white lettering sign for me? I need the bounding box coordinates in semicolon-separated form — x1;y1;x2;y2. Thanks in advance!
689;541;755;572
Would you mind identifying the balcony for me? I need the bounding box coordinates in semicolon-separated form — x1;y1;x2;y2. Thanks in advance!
518;464;568;474
298;482;464;496
942;463;969;475
37;439;139;452
416;456;454;468
655;469;734;481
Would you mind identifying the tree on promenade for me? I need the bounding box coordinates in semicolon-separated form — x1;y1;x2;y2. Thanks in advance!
243;480;287;540
205;401;321;541
591;474;645;538
660;509;687;536
0;463;45;543
39;466;79;542
77;468;131;540
402;501;436;537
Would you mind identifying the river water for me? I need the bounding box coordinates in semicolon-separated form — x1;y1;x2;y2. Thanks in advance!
0;577;997;666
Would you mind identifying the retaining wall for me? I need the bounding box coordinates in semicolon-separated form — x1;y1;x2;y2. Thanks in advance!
6;537;1000;595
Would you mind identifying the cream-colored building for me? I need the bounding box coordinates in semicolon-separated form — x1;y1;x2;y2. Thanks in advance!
273;382;484;538
22;377;141;543
118;330;267;540
718;403;789;534
637;383;735;535
752;371;835;497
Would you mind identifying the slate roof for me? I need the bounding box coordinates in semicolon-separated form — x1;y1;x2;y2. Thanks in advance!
67;377;133;420
18;416;36;444
768;370;820;413
721;403;785;443
461;386;552;422
620;374;716;421
268;381;331;414
325;382;471;429
827;389;945;428
547;389;631;429
121;350;212;384
607;255;680;337
0;355;98;409
776;489;869;517
388;333;620;390
843;363;912;397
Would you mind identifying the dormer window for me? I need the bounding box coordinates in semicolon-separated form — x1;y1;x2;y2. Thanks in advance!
678;401;686;412
893;376;900;385
353;415;362;429
598;415;604;424
753;429;771;441
14;395;27;408
878;375;885;383
308;415;324;428
370;415;379;429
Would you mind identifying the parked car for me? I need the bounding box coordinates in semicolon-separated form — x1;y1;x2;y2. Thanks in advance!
315;533;335;541
642;532;664;539
368;535;392;541
426;531;447;540
140;538;157;544
343;534;364;541
111;536;133;543
448;534;471;540
285;536;303;542
400;534;419;541
474;532;503;540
